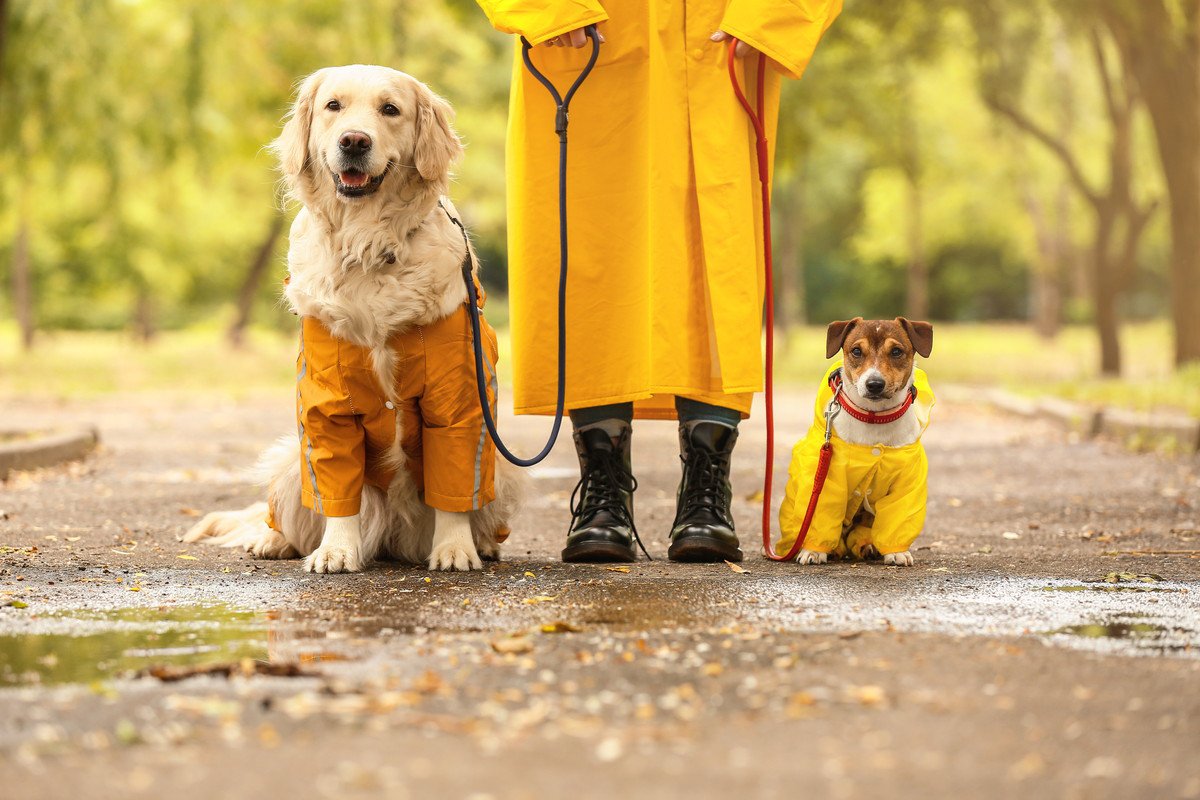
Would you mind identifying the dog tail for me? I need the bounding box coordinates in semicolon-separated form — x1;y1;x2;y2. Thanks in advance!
182;503;270;547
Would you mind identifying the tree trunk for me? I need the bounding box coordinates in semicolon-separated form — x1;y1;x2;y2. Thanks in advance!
228;213;286;348
134;288;156;343
1093;229;1122;376
1100;1;1200;366
12;217;33;350
1019;183;1064;339
774;163;807;332
904;168;928;320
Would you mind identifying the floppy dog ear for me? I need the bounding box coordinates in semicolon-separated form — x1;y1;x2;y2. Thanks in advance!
414;86;463;183
897;317;934;357
273;69;325;183
825;317;862;359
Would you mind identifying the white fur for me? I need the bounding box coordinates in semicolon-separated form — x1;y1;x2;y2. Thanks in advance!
185;66;524;573
832;370;921;449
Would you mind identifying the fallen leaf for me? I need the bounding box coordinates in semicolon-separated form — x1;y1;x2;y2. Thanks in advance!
725;561;748;574
523;595;557;605
849;685;888;706
176;554;198;561
4;600;28;609
179;508;202;517
540;621;582;634
605;566;631;573
491;635;533;654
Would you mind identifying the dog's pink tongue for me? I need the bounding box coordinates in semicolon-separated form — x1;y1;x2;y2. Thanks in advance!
340;170;369;187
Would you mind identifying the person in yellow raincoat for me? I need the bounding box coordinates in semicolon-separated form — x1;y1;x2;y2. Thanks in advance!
476;0;842;563
777;361;935;561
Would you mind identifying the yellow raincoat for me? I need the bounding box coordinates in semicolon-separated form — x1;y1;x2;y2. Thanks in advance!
777;362;935;558
477;0;842;419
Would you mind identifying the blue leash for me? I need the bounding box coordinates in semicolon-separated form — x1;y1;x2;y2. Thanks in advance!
446;25;601;467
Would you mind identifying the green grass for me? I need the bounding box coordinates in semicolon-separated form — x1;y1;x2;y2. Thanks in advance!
2;320;1196;417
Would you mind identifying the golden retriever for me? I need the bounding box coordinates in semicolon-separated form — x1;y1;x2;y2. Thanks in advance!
184;65;522;573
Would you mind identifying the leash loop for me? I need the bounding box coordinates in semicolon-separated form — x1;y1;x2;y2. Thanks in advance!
458;25;601;468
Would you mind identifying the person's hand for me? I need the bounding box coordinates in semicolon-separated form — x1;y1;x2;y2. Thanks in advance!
710;30;758;58
543;26;606;47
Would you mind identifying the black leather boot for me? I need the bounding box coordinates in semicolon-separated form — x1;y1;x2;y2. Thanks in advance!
562;422;645;563
668;421;743;562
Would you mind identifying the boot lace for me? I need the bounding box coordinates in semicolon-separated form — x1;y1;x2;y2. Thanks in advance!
678;449;733;525
569;451;651;559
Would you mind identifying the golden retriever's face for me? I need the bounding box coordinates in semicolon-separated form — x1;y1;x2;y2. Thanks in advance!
826;317;933;401
274;65;461;202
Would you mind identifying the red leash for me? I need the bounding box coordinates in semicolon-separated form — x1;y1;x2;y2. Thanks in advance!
727;40;790;560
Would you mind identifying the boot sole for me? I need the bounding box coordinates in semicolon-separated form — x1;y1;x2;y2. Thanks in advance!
561;542;637;563
668;537;744;563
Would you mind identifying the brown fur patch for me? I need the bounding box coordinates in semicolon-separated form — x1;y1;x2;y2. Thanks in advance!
827;317;934;401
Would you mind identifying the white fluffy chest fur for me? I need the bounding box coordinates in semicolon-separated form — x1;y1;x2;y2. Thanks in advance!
829;373;922;447
283;198;469;353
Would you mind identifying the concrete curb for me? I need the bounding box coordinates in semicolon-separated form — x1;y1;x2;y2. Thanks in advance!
946;386;1200;452
0;428;100;479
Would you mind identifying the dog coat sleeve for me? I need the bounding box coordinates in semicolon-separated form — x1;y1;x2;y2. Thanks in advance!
866;446;928;555
416;305;500;513
296;317;368;517
777;423;848;557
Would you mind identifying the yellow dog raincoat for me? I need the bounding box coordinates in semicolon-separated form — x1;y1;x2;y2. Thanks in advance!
266;292;499;531
777;361;935;559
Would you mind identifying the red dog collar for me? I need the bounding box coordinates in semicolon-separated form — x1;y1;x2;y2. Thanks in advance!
829;370;917;425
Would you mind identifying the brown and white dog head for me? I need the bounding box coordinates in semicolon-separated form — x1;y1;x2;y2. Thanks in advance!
272;65;463;206
826;317;933;403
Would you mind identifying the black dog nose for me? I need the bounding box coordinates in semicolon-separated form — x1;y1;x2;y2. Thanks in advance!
865;376;885;395
338;130;372;155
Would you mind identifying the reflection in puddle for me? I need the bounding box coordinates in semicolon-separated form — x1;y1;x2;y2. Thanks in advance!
0;604;268;686
1048;617;1192;654
1041;585;1181;593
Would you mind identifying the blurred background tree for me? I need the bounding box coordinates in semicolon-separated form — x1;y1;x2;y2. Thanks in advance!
1;0;1197;382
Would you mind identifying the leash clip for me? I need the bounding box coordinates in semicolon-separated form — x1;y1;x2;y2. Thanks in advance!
824;398;841;442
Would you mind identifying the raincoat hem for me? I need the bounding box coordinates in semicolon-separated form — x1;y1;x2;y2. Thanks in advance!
302;490;359;517
425;488;497;514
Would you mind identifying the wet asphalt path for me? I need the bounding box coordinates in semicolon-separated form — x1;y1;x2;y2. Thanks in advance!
1;388;1199;799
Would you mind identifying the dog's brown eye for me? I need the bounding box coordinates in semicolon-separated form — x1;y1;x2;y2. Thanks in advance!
381;103;400;117
326;100;341;111
850;347;863;358
891;347;904;357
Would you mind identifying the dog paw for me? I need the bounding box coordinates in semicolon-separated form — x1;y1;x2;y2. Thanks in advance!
428;540;482;572
303;543;362;574
796;549;828;565
883;551;914;567
244;527;299;560
858;544;881;561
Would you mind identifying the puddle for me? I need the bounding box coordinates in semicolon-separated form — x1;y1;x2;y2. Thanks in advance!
1048;618;1193;654
0;604;269;686
1041;585;1181;593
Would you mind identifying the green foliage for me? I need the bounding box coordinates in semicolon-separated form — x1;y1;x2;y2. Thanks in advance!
0;0;1180;343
